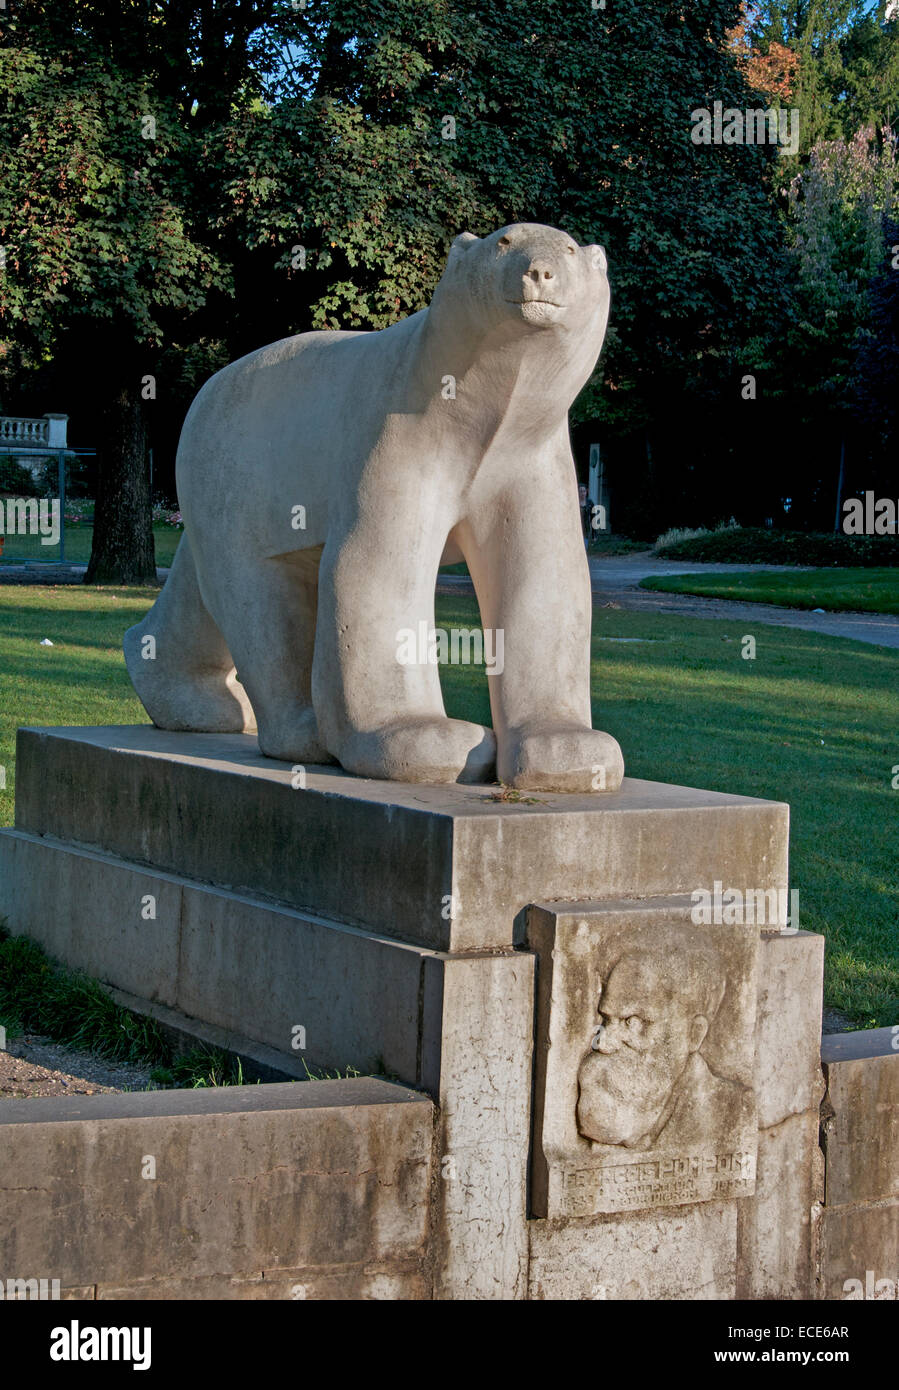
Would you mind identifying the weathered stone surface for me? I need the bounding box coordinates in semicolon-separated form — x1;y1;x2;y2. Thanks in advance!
528;1202;738;1300
124;224;622;793
755;931;825;1129
822;1029;899;1207
528;899;758;1219
819;1201;899;1300
736;1110;823;1299
427;952;535;1300
97;1267;428;1300
0;829;434;1084
11;725;789;951
0;1079;433;1290
0;831;182;1007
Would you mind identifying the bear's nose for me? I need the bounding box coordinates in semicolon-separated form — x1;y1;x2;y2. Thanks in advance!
524;260;555;285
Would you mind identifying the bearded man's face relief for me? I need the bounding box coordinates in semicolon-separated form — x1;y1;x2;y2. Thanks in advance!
576;954;710;1147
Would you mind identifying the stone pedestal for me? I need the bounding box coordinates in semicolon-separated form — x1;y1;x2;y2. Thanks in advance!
0;725;825;1299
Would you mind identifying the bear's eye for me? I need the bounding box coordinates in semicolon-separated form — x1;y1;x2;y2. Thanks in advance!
566;245;577;255
497;235;511;249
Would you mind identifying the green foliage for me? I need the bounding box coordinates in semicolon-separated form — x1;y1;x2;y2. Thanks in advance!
654;526;899;565
0;36;228;381
0;931;171;1064
0;457;40;495
852;213;899;454
171;1045;246;1088
744;2;899;150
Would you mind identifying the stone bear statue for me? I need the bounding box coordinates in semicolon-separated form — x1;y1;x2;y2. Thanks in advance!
124;222;625;792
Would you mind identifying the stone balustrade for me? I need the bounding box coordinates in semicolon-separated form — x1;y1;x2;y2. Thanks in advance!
0;413;67;450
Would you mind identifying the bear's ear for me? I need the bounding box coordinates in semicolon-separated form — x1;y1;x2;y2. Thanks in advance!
450;232;479;254
584;244;608;273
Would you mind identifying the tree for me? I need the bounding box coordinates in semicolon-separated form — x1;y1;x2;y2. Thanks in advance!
215;0;790;531
852;214;899;481
735;1;899;151
1;0;796;557
0;9;237;581
774;124;898;521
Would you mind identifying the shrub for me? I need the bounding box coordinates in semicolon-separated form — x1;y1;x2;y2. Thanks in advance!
654;526;710;551
654;528;899;567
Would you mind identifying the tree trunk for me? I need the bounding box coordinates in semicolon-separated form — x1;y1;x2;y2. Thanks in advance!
85;386;157;586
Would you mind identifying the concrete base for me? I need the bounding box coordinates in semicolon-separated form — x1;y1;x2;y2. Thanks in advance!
0;1079;433;1300
0;724;837;1301
9;725;789;951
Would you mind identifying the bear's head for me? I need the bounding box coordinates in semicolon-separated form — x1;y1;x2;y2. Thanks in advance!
436;222;610;349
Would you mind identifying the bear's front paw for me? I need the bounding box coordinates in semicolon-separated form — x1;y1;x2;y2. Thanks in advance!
338;717;496;784
498;723;624;794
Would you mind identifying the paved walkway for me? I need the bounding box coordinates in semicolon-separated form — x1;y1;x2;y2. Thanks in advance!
0;563;170;585
586;554;899;650
437;554;899;650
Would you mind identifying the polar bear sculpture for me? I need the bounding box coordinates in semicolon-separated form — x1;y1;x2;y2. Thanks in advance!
124;222;624;791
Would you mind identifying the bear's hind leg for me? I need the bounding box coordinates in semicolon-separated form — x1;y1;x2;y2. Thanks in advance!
203;548;334;766
123;536;256;733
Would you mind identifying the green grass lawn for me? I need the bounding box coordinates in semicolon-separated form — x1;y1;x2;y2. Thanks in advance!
641;568;899;614
0;523;181;567
1;585;896;1027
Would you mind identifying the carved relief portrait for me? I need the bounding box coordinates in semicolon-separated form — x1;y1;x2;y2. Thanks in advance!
575;943;750;1153
528;902;759;1218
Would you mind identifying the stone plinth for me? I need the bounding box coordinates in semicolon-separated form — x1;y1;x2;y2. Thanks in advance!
11;725;788;952
0;723;814;1301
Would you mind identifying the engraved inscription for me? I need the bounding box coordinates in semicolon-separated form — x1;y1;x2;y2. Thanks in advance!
559;1149;756;1213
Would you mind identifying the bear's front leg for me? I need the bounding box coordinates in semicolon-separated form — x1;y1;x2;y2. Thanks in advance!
312;528;496;784
460;453;624;794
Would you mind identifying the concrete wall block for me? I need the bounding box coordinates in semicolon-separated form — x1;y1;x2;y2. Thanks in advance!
0;831;182;1007
736;1110;823;1299
13;726;789;951
755;931;826;1130
819;1201;899;1300
823;1031;899;1207
0;1080;434;1290
428;952;535;1300
528;1202;738;1300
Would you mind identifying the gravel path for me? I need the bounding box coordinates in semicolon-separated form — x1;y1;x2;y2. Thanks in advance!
0;1033;158;1098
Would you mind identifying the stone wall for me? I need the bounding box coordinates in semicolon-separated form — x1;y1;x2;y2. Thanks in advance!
819;1028;899;1299
0;1079;434;1300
